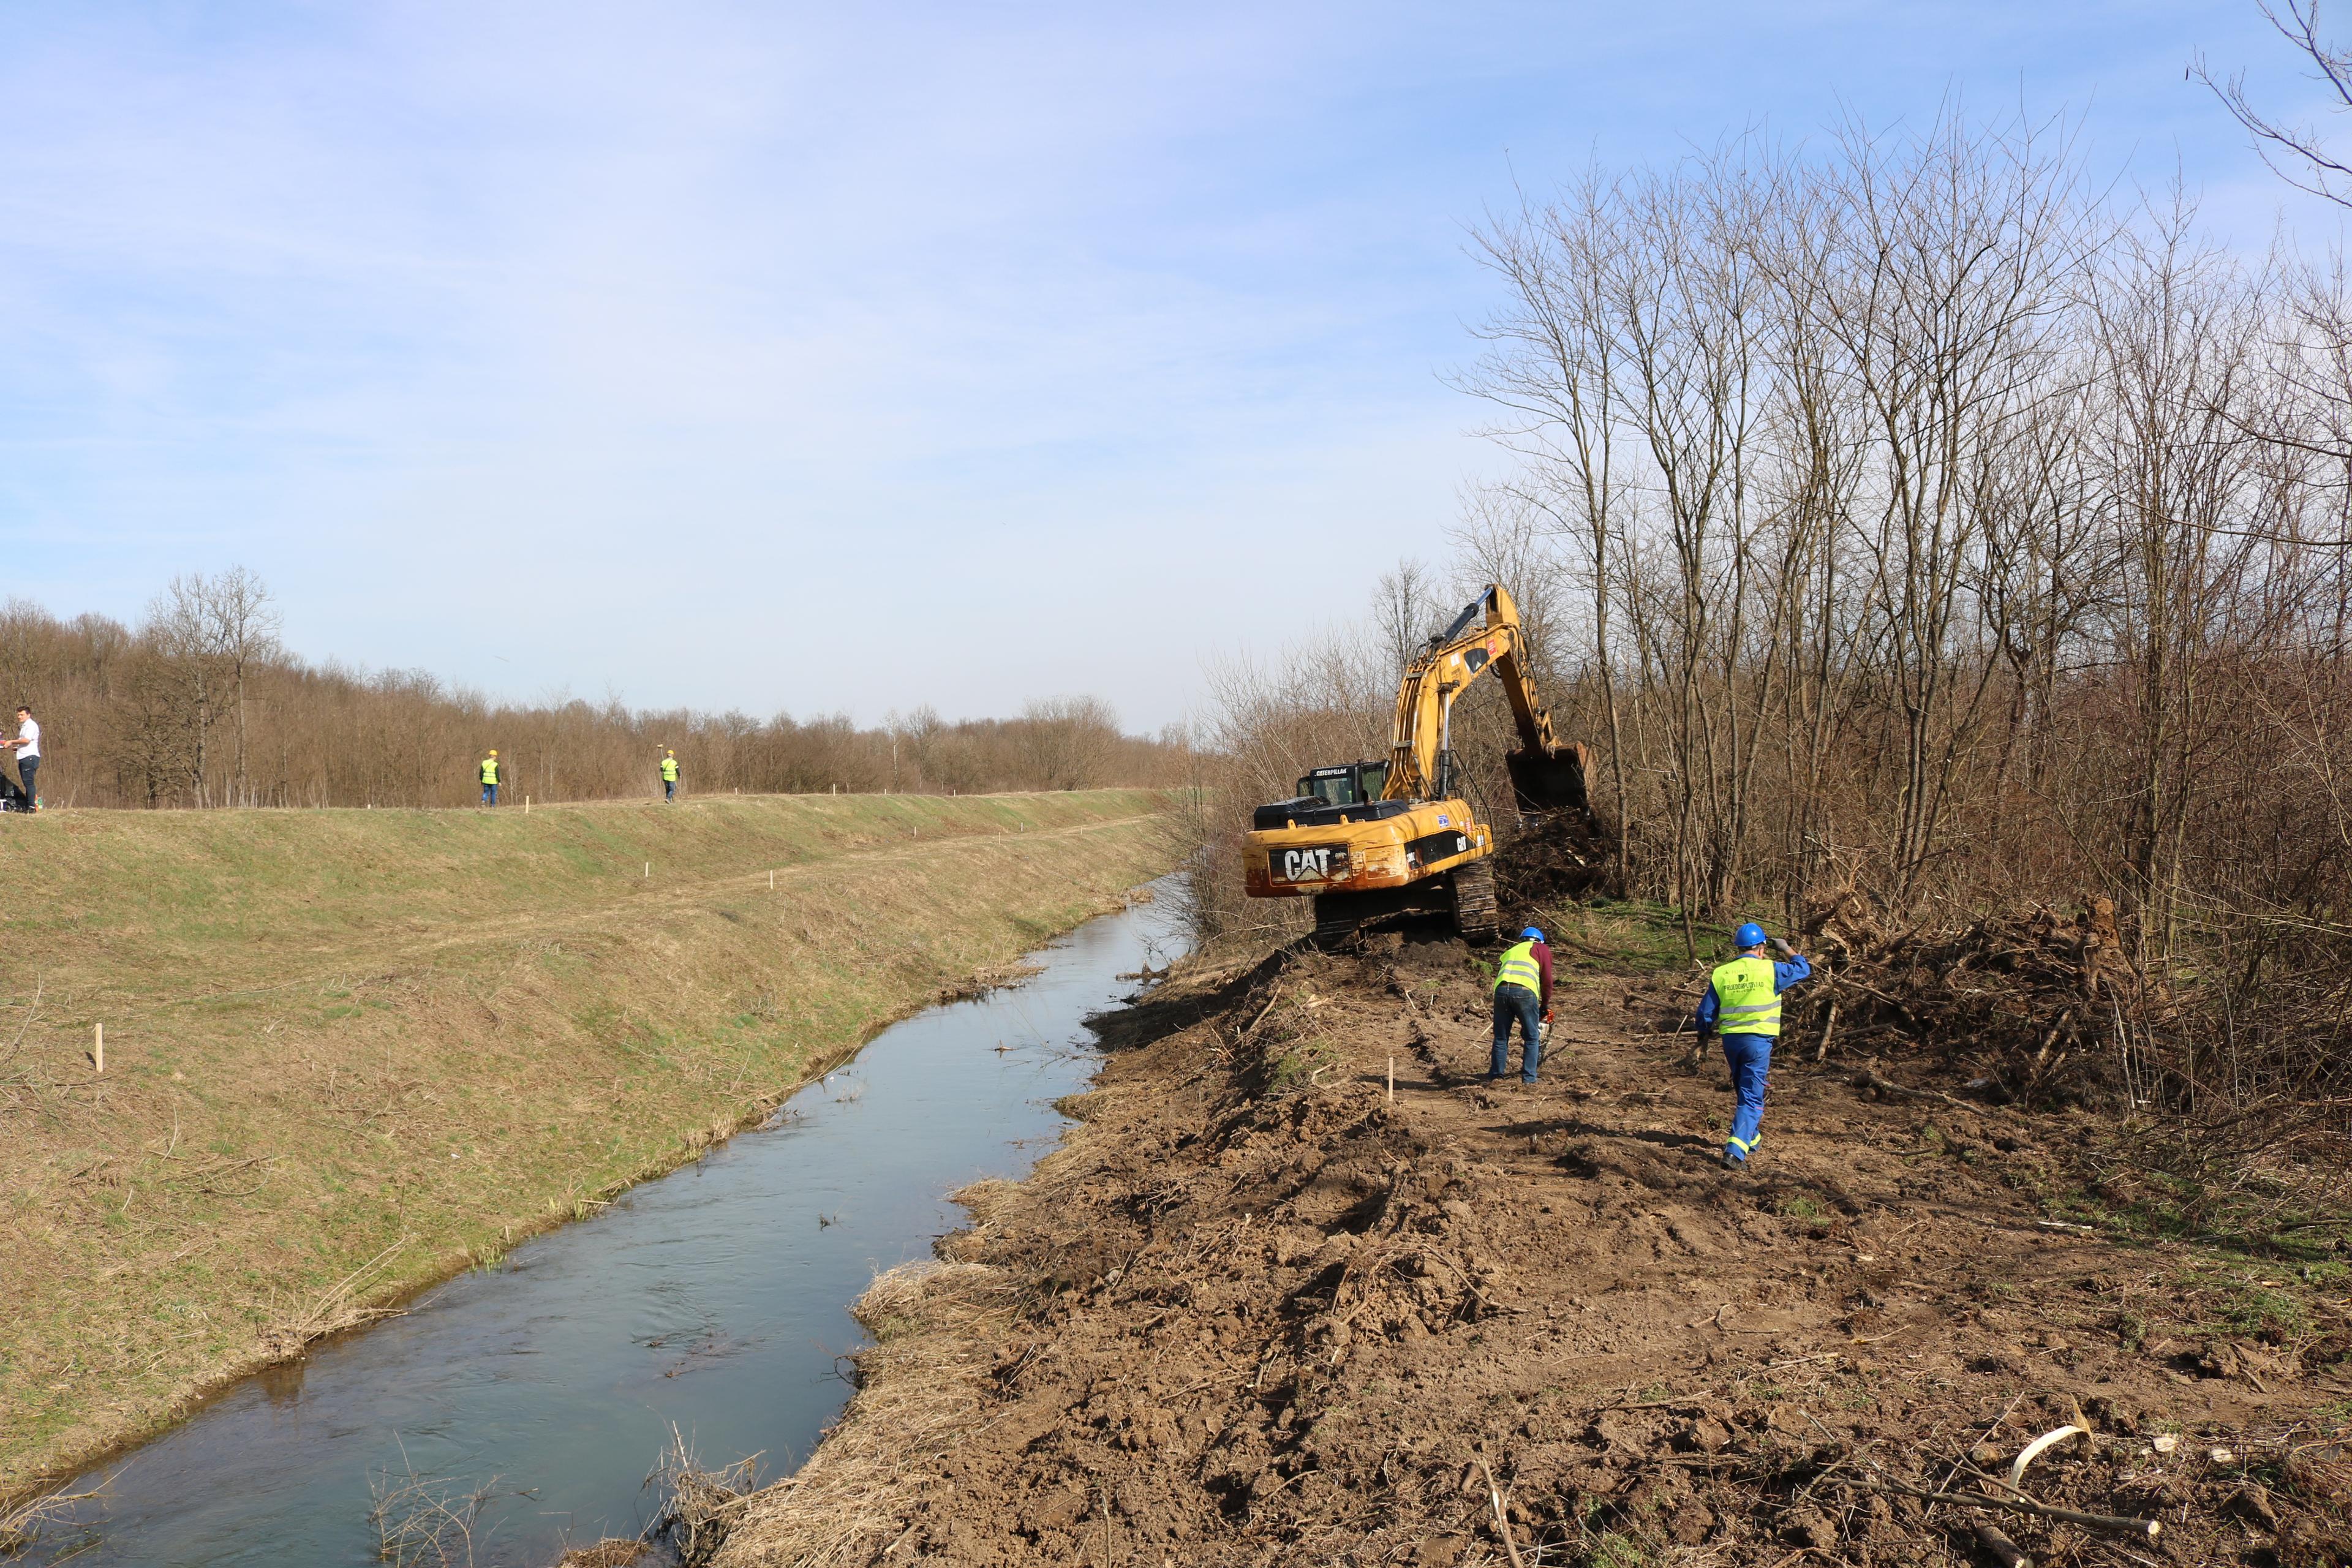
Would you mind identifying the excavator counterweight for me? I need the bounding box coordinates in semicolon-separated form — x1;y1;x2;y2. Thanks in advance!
1242;584;1596;941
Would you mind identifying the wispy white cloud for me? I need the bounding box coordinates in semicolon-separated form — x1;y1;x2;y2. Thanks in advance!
1;1;2345;725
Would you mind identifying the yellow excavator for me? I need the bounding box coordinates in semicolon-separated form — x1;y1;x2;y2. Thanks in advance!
1243;583;1592;941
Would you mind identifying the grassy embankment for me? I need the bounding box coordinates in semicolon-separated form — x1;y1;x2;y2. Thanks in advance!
0;789;1172;1495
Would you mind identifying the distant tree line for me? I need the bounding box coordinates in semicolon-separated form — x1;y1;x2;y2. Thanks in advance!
0;575;1182;808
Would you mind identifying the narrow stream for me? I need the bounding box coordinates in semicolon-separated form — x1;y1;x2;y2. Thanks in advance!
31;883;1186;1567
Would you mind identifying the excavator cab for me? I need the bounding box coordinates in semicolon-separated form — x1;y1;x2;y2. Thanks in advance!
1251;761;1406;832
1298;761;1388;809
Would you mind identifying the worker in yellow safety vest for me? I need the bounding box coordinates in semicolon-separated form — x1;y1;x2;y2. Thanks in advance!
1696;922;1812;1169
660;750;680;802
478;750;500;807
1487;927;1553;1085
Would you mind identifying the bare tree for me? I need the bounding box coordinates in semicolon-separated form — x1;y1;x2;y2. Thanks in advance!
2193;2;2352;207
3;591;1185;809
1166;99;2352;1196
144;575;228;806
208;567;281;806
1460;168;1643;893
1373;557;1439;676
1017;696;1123;791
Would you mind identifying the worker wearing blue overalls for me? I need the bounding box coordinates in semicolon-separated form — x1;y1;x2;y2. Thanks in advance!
1695;922;1812;1169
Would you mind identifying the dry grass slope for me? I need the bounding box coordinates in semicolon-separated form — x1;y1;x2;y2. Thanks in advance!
0;789;1172;1495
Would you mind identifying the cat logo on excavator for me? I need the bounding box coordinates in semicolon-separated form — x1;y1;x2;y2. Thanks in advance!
1280;846;1338;882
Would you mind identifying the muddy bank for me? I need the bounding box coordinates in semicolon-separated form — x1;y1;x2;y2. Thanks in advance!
712;931;2352;1567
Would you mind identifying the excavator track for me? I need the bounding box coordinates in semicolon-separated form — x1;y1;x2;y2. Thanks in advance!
1450;859;1498;938
1313;892;1366;946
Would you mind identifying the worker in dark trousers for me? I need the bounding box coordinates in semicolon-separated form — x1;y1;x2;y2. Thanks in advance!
6;705;40;811
478;750;500;806
1696;922;1812;1168
660;750;679;802
1487;925;1553;1085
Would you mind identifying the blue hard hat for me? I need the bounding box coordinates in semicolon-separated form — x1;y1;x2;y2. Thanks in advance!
1734;922;1768;949
1521;926;1545;943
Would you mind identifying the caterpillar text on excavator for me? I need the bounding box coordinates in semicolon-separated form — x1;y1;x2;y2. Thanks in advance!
1243;584;1597;942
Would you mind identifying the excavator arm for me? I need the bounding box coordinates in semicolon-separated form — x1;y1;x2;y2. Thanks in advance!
1382;584;1588;814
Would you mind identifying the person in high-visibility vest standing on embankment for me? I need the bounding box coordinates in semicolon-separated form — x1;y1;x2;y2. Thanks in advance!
1696;922;1812;1169
479;750;500;807
660;749;679;803
1487;926;1553;1085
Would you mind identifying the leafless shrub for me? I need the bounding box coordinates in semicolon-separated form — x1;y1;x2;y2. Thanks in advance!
0;1472;115;1558
260;1237;411;1359
366;1457;505;1568
646;1426;760;1568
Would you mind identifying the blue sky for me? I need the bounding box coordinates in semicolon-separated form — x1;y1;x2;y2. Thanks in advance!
0;2;2342;729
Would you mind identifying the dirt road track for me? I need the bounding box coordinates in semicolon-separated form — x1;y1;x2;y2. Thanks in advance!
712;933;2352;1567
72;814;1154;1019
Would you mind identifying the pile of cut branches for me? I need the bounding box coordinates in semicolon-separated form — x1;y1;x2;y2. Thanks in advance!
1791;888;2352;1248
1795;892;2134;1109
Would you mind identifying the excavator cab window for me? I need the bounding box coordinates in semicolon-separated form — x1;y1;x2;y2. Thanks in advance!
1297;761;1389;809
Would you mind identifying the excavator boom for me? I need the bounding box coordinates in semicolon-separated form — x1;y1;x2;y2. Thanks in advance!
1383;584;1587;815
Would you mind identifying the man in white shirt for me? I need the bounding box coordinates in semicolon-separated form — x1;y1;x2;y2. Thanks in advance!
6;706;39;810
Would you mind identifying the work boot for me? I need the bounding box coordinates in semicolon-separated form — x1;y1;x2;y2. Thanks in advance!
1722;1148;1744;1170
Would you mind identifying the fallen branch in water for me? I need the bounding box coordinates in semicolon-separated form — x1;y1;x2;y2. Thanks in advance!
0;1468;121;1556
650;1424;761;1567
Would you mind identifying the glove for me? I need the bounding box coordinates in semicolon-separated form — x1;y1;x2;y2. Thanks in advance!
1542;1009;1553;1025
1769;937;1795;957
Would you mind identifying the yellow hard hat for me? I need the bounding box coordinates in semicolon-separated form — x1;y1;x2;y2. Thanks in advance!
488;749;497;756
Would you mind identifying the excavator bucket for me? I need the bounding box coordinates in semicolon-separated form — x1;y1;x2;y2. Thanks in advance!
1506;741;1592;817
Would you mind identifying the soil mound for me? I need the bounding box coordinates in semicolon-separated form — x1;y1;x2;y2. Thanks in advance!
714;939;2351;1567
1493;807;1616;911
